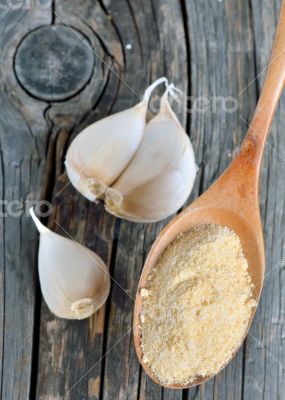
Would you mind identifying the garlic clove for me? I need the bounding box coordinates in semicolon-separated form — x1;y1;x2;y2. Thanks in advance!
105;85;198;222
30;207;110;320
65;77;168;201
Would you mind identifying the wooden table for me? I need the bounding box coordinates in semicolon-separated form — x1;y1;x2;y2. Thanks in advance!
0;1;284;399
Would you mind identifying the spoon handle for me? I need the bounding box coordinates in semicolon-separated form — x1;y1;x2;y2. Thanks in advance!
238;0;285;171
190;2;285;217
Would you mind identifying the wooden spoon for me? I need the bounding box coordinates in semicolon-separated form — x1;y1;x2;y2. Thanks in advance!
133;0;285;389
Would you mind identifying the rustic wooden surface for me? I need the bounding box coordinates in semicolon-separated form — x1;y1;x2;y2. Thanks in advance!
0;0;284;399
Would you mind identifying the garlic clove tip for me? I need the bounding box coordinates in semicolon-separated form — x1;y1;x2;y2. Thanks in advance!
29;206;49;235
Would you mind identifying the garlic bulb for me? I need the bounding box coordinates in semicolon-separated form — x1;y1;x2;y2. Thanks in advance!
65;77;168;201
105;85;198;222
30;207;110;319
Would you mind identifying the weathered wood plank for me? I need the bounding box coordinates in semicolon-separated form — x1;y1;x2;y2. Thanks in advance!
35;1;124;398
0;5;51;399
0;133;4;396
36;188;118;400
184;0;257;398
243;1;285;399
98;1;187;399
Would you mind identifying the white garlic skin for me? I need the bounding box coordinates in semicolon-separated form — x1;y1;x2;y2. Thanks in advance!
30;208;110;320
105;90;198;222
65;103;146;201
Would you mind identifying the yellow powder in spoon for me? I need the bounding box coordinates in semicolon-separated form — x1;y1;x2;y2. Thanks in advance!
140;224;256;385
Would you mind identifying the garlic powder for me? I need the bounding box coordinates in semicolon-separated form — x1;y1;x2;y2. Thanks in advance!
140;224;256;385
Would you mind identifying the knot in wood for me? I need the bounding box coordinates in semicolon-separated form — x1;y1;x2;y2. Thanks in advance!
14;25;95;102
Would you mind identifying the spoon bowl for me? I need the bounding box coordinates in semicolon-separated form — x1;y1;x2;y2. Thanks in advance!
134;0;285;388
134;195;264;388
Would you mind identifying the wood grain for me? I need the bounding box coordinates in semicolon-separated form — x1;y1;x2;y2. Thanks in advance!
244;1;285;399
184;1;255;396
0;0;284;399
0;5;51;399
